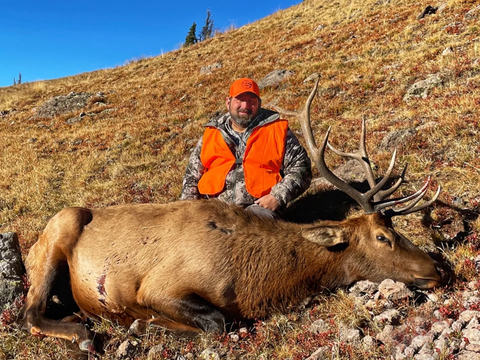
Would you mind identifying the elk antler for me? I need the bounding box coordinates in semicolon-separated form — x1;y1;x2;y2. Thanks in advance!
273;78;440;216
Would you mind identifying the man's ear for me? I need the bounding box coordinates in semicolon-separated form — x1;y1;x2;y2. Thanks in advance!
226;96;231;109
301;225;349;247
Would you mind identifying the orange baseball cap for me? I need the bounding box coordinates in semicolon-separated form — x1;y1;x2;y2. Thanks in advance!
229;78;260;98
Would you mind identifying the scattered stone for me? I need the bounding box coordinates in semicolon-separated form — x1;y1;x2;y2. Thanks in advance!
339;326;361;343
306;346;329;360
128;319;147;336
309;319;330;334
374;309;401;325
410;334;435;352
459;310;480;324
200;349;220;360
379;128;416;151
403;74;444;102
199;62;223;76
376;324;395;345
458;351;480;360
116;339;140;359
362;335;375;348
442;47;454;56
0;232;25;312
462;327;480;352
475;255;480;272
303;73;320;83
394;344;407;360
430;320;453;336
147;344;164;360
258;69;295;89
416;121;438;131
349;280;379;298
378;279;414;301
34;92;95;118
464;5;480;20
334;159;367;183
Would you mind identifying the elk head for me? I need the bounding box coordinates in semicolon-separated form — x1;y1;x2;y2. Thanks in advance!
274;79;447;289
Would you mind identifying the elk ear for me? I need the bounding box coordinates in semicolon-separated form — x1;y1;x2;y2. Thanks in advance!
301;225;348;247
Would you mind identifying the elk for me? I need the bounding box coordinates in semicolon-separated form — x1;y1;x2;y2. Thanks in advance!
19;80;445;354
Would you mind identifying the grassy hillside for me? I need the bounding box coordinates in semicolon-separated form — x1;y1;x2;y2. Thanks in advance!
1;0;480;358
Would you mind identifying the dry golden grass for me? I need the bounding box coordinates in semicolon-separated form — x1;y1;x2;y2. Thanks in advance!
1;0;480;358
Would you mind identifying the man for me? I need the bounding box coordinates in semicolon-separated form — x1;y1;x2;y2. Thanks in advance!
180;78;312;219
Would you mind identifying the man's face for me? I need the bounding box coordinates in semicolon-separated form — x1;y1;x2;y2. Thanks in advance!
226;92;261;129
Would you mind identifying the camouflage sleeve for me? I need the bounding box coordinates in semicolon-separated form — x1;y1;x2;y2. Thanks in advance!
180;137;205;200
270;129;312;208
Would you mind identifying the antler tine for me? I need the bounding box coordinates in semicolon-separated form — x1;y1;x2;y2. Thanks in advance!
373;176;431;212
273;79;374;213
375;165;407;201
383;184;441;217
273;77;320;157
318;128;374;213
326;118;377;190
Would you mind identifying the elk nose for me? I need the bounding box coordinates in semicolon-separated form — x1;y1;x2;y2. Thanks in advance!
435;262;452;284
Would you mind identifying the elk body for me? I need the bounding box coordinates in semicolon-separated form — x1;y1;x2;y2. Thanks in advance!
19;81;445;352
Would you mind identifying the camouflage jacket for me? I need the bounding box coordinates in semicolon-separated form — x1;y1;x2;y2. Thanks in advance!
180;108;312;208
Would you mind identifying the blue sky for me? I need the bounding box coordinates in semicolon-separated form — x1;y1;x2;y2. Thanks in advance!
0;1;301;88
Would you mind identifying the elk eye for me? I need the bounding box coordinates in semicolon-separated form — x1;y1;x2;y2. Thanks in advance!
376;235;388;243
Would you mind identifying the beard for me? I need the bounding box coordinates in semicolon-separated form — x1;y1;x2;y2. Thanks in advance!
230;106;256;128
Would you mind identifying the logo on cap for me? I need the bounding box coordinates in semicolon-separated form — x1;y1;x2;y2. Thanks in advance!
241;80;253;89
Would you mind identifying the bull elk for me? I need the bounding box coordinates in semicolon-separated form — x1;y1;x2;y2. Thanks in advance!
19;80;446;354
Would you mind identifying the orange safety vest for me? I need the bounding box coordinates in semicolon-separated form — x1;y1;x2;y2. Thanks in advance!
198;120;288;198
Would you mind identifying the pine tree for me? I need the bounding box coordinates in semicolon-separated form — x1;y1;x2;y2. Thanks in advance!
199;10;214;41
184;22;198;47
18;72;22;85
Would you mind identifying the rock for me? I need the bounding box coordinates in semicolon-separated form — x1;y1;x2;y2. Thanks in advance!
403;74;444;102
333;159;367;182
376;324;395;345
464;5;480;20
309;319;330;334
374;309;401;325
0;232;25;312
378;279;414;301
116;339;140;359
128;319;147;336
199;62;222;76
339;327;361;343
200;349;220;360
462;328;480;352
349;280;379;297
379;128;416;151
430;320;453;336
303;73;320;83
457;350;480;360
410;334;435;351
362;335;375;348
459;310;480;324
147;344;164;360
442;47;454;56
306;346;329;360
34;92;95;118
258;70;295;89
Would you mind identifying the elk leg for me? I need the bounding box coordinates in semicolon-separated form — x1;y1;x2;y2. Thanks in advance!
137;293;226;333
18;235;97;353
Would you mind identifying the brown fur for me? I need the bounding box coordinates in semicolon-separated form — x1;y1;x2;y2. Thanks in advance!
19;199;443;351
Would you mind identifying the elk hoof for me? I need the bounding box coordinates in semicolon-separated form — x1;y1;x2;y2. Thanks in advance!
79;339;98;354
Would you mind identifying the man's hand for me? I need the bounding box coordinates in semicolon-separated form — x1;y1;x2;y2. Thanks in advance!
255;194;280;211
